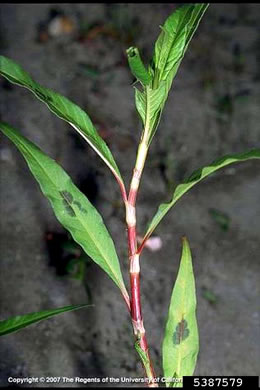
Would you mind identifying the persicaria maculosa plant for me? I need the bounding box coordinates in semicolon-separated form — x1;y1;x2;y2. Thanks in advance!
0;4;259;386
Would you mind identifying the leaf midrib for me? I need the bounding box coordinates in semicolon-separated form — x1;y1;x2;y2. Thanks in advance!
175;245;188;376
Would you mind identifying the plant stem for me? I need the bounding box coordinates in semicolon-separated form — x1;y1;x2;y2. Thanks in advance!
126;140;158;387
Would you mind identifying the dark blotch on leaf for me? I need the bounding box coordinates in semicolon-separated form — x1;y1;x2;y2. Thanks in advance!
74;200;88;215
62;200;76;217
173;319;189;345
60;190;73;204
73;200;81;209
80;207;88;214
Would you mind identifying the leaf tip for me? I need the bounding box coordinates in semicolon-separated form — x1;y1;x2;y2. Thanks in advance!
126;46;137;58
181;235;188;245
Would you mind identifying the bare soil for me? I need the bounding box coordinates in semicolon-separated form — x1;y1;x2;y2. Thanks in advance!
0;3;259;387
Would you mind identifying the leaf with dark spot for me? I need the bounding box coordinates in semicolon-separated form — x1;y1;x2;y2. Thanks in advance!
79;206;88;214
163;238;199;381
73;200;88;214
173;319;189;345
0;122;127;293
73;200;81;209
60;190;73;204
62;200;76;217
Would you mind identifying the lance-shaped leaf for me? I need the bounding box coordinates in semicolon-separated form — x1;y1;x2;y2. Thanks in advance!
163;237;198;386
153;4;209;88
140;149;260;249
133;5;209;147
0;122;128;298
127;47;152;86
0;304;90;336
0;55;123;186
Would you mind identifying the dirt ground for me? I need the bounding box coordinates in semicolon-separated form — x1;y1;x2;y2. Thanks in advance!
0;3;259;388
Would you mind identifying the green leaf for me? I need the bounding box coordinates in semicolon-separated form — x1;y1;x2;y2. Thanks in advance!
142;149;260;245
135;340;150;367
163;237;198;386
0;55;123;184
153;4;209;87
0;122;128;296
127;47;152;86
0;304;89;336
135;83;166;145
134;341;155;385
134;5;209;147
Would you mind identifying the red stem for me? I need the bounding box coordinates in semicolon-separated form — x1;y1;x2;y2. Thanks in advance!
126;185;158;387
130;272;142;325
127;224;158;387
